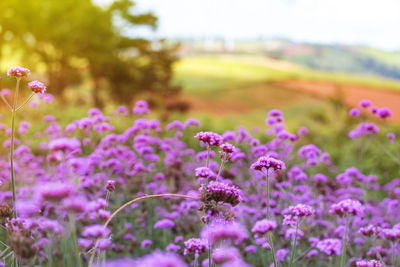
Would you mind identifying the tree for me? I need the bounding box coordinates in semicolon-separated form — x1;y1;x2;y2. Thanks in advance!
0;0;179;105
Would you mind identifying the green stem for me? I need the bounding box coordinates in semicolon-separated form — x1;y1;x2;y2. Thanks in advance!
339;218;349;267
10;77;20;219
15;93;34;112
289;221;299;267
69;215;82;267
194;255;198;267
204;145;212;267
269;232;278;267
392;242;397;266
266;171;270;219
216;154;226;181
0;94;12;111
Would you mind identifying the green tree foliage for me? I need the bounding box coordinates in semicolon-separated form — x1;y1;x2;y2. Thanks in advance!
0;0;179;105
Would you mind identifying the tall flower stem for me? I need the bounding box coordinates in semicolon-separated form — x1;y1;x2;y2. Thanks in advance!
289;221;299;267
204;145;212;267
265;170;277;267
10;77;20;219
340;218;349;267
216;154;226;181
392;241;397;266
88;193;199;267
15;92;34;112
266;171;270;219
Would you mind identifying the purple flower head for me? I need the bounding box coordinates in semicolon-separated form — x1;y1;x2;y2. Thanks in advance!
329;199;364;217
377;107;392;119
358;225;380;237
28;80;47;94
133;100;150;115
316;238;342;256
387;132;395;144
251;219;277;237
194;131;223;147
183;238;207;257
105;251;187;267
283;204;314;226
141;239;152;249
381;228;400;242
201;221;248;245
195;167;216;180
298;144;321;160
48;137;81;152
220;143;236;154
356;259;382;267
212;247;240;264
349;108;360;117
154;219;175;229
82;224;110;238
106;180;116;192
250;156;285;172
359;100;371;108
268;109;282;117
199;181;242;206
7;66;30;77
39;183;74;202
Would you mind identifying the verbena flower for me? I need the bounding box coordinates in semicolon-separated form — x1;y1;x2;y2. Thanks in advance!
199;181;242;206
154;219;175;229
28;80;46;94
316;238;342;256
283;204;314;226
251;219;277;237
183;238;207;257
358;225;380;237
212;247;241;264
201;221;248;245
355;259;382;267
349;108;360;117
359;99;371;108
7;66;30;77
195;167;216;180
329;199;364;217
250;156;285;172
194;131;223;146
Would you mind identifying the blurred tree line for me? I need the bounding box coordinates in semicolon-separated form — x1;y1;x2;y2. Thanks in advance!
0;0;180;106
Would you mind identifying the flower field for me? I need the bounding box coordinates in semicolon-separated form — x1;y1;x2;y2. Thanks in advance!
0;67;399;267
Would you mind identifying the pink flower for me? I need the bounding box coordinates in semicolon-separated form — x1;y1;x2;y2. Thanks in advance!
7;66;30;77
28;80;47;94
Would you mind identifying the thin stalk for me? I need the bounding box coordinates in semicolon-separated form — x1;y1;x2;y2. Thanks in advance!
392;241;397;266
10;77;20;219
0;94;12;111
266;171;270;219
269;232;278;267
88;193;199;267
340;218;349;267
289;221;299;267
194;256;198;267
0;247;10;259
205;145;212;267
69;215;82;267
15;93;34;112
216;154;226;181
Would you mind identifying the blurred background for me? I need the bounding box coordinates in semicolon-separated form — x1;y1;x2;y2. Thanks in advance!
1;0;400;133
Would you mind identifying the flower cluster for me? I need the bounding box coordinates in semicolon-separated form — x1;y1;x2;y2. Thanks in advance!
251;219;277;237
250;156;286;172
194;131;223;146
199;181;242;207
283;204;314;226
329;199;365;217
183;238;207;257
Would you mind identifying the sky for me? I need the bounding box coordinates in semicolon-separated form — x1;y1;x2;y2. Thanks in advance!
133;0;400;51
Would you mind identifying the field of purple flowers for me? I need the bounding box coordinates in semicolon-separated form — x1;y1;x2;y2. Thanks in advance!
0;67;399;267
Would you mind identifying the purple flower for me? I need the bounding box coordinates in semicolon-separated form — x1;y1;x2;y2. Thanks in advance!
212;247;240;264
48;137;81;152
154;219;175;229
183;238;207;257
106;180;116;192
39;183;74;202
377;107;392;119
381;228;400;242
283;204;314;226
316;238;342;256
201;221;248;245
356;259;382;267
387;132;395;144
141;239;152;249
220;143;236;154
199;181;242;206
194;131;223;146
250;156;285;172
268;109;282;117
82;224;110;238
28;80;47;94
251;219;277;237
195;167;216;180
359;225;380;237
330;199;364;217
7;66;30;77
103;251;186;267
359;100;371;108
133;100;150;115
349;108;360;117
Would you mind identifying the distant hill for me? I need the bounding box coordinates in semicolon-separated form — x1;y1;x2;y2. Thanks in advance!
176;38;400;81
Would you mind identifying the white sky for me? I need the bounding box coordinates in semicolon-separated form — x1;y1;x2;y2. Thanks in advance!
133;0;400;51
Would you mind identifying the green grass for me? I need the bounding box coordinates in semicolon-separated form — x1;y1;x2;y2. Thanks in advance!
173;54;400;92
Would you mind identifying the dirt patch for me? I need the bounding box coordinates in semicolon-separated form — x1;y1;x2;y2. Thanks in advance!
275;80;400;122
